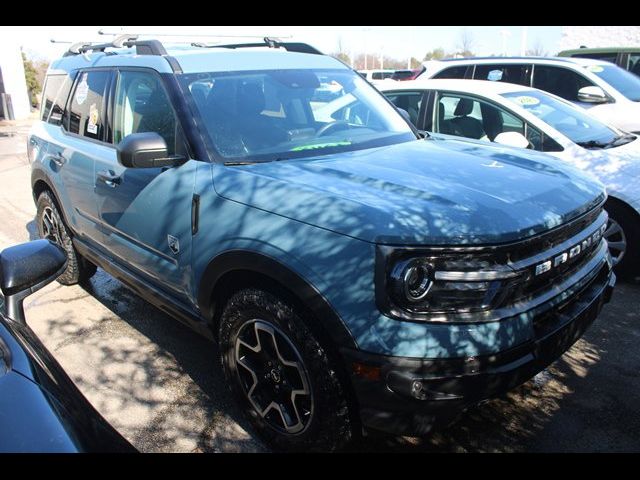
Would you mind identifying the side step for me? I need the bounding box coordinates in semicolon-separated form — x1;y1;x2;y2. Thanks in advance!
74;238;214;341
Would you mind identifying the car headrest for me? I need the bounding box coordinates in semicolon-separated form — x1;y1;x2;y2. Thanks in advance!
454;97;474;116
439;101;446;123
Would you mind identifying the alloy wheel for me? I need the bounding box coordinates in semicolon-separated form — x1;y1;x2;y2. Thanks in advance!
604;217;627;266
234;320;313;435
41;206;62;245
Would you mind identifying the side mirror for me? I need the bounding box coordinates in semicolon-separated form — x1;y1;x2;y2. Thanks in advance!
494;131;530;149
577;86;608;104
116;132;185;169
0;240;67;324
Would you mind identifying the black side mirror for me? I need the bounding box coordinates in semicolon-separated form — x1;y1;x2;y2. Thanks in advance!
116;132;185;169
0;239;67;324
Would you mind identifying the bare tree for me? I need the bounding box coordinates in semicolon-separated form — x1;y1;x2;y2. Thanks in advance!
526;39;548;57
457;29;475;57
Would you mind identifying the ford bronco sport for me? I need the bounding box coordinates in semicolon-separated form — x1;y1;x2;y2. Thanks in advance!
29;35;615;451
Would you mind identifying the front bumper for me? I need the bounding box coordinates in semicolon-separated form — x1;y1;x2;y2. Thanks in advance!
342;258;615;437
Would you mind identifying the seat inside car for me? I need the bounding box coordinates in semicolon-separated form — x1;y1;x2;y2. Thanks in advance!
450;98;485;139
479;102;504;141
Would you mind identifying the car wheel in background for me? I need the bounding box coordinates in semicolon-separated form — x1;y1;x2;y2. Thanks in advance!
604;199;640;282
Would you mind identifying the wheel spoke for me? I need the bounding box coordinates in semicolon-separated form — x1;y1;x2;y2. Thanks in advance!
235;319;313;435
608;241;626;252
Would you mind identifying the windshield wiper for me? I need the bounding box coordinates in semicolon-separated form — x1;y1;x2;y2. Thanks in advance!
576;139;609;149
605;134;636;148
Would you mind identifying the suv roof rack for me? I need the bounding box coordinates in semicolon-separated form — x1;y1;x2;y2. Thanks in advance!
63;33;168;57
193;37;324;55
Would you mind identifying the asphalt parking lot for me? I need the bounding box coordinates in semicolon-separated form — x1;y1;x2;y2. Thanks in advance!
1;119;639;452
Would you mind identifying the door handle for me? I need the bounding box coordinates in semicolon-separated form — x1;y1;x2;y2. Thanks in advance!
96;170;121;188
49;153;66;167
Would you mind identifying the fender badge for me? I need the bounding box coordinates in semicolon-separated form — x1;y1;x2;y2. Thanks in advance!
168;235;180;255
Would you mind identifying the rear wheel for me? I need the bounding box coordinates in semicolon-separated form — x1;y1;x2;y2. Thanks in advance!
604;199;640;281
219;288;353;452
36;191;97;285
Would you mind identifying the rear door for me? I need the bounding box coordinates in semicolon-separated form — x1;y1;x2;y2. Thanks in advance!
94;68;197;300
46;69;112;246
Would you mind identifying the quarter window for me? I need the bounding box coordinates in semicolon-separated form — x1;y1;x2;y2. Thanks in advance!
68;70;110;140
432;66;469;79
113;70;178;155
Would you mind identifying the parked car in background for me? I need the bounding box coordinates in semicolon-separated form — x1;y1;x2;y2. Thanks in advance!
0;239;135;452
558;47;640;77
391;67;424;81
357;69;396;83
417;57;640;133
379;78;640;279
30;35;616;451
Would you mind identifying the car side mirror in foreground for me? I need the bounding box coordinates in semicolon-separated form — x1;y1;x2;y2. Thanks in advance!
0;240;67;324
117;132;185;169
493;131;531;149
577;86;608;104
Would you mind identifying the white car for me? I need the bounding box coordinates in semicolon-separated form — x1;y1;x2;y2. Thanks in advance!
416;57;640;134
357;69;396;83
378;79;640;278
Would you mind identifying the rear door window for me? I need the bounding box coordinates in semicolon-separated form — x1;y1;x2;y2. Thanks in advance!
474;64;532;86
67;70;110;141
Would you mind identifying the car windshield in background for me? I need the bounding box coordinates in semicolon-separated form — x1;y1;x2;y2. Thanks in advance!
179;69;415;162
587;64;640;102
502;90;622;147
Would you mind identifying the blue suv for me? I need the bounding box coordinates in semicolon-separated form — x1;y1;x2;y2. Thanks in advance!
29;35;615;451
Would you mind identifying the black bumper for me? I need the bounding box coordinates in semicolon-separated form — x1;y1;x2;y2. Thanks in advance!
342;259;616;437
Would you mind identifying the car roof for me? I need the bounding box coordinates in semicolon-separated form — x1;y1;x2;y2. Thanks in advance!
377;78;535;95
48;45;348;75
423;56;611;67
559;47;640;55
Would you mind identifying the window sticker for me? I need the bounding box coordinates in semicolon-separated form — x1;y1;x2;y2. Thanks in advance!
487;69;503;81
514;95;540;106
588;65;604;73
87;103;99;134
76;73;89;105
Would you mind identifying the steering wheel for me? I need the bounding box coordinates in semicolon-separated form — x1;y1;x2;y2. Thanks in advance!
317;120;351;137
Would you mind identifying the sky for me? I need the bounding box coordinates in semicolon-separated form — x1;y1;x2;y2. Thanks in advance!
2;26;564;63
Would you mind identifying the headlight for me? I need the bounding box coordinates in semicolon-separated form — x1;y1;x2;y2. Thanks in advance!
382;253;517;316
375;246;522;321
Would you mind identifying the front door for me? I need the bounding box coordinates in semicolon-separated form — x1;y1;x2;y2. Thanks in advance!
94;68;197;300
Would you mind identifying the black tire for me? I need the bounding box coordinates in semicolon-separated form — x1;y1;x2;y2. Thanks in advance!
36;190;97;285
219;288;353;452
605;199;640;282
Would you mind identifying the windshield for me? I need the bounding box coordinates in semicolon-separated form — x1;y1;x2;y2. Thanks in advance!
586;64;640;101
179;68;415;162
502;90;620;146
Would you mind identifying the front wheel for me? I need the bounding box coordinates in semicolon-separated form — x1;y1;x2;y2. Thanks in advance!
219;288;353;451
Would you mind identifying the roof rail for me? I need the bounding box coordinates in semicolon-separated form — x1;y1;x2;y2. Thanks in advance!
193;37;324;55
63;33;168;57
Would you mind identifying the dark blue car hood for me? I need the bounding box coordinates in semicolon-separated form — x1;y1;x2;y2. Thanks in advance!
213;138;605;245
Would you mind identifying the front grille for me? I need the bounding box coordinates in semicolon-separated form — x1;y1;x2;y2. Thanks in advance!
497;206;608;309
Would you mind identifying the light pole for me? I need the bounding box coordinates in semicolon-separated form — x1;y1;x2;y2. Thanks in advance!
500;30;512;56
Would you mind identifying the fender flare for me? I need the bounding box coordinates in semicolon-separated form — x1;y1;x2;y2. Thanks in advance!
197;250;358;350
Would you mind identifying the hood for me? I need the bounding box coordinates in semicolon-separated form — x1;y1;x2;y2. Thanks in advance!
213;138;605;245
